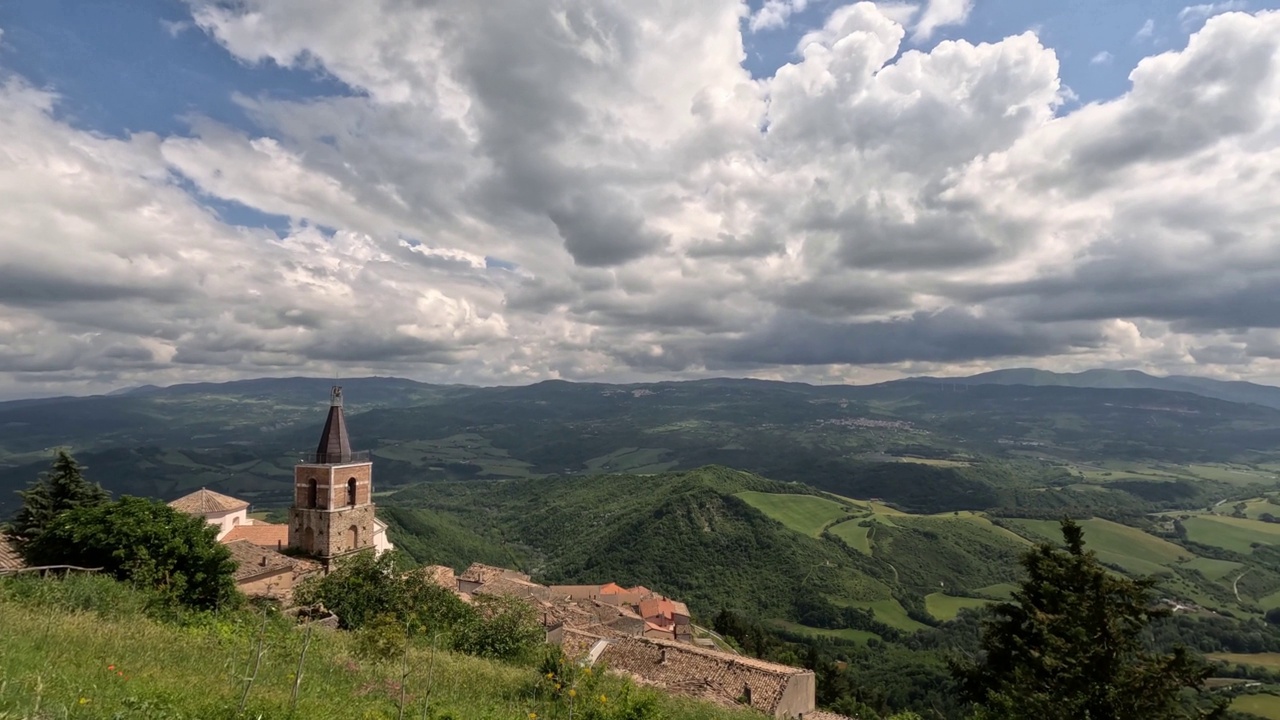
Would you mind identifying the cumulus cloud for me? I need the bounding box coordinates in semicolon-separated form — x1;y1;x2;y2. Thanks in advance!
1179;1;1249;30
910;0;974;43
3;3;1280;395
1134;18;1156;40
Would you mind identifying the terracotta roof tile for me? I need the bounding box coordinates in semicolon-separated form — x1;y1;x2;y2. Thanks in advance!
459;562;528;584
224;539;295;583
168;488;249;515
0;535;24;571
221;523;288;548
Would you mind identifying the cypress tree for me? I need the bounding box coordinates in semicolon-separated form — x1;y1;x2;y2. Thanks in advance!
8;450;110;548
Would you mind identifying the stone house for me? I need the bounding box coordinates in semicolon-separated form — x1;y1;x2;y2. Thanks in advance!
560;629;817;719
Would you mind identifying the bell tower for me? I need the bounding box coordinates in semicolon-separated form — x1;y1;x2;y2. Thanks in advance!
289;386;378;565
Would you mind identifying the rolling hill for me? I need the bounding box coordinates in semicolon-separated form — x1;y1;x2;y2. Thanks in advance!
5;374;1280;518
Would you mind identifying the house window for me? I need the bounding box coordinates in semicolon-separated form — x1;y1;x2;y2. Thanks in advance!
347;478;357;506
308;479;318;508
347;525;359;548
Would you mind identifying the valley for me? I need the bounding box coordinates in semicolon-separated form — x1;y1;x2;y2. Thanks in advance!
5;370;1280;717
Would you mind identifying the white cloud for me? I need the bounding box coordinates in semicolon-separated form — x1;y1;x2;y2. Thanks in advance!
1090;50;1113;65
1134;18;1155;40
910;0;974;43
1179;1;1249;30
5;3;1280;394
749;0;810;32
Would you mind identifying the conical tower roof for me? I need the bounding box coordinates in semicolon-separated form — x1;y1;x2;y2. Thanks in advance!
314;386;352;463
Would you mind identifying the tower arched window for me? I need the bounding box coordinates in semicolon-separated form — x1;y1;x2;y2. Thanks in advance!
308;479;318;509
347;478;357;506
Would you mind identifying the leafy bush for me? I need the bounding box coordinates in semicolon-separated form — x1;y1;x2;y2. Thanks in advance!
452;593;545;663
21;496;239;611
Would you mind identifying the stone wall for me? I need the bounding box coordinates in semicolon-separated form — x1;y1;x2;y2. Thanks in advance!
581;634;815;718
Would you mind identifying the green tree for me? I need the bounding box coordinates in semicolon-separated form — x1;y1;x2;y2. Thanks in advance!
452;593;545;663
22;496;238;611
954;519;1220;720
295;550;470;635
7;450;109;547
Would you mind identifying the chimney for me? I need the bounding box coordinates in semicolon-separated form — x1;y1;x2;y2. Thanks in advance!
260;555;268;567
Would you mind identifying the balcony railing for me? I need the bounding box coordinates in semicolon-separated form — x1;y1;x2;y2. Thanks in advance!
299;450;371;464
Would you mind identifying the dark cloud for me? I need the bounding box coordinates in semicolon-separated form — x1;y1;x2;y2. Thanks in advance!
547;192;669;267
713;308;1106;366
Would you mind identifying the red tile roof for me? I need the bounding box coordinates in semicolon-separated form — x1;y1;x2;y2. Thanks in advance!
221;523;288;548
0;535;24;572
168;488;249;515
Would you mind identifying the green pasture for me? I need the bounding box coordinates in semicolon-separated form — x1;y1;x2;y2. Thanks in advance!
1181;515;1280;555
1231;693;1280;720
828;519;873;554
1005;518;1191;577
924;593;988;622
973;583;1018;599
839;598;930;633
583;447;676;474
771;620;879;643
1180;556;1244;581
734;492;855;537
1208;653;1280;670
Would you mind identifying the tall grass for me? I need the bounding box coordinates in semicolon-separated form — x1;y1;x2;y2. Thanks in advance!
0;576;758;720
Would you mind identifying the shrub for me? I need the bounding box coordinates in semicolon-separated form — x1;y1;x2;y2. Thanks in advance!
22;496;239;611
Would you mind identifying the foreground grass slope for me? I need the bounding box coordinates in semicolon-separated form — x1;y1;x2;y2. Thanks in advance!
0;577;757;720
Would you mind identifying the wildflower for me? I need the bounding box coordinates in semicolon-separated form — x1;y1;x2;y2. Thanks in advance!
583;668;592;676
117;671;124;677
528;714;537;720
599;694;607;704
107;665;115;671
546;672;554;679
568;688;576;698
78;697;90;705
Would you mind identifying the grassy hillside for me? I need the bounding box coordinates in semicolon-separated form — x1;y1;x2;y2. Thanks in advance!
0;575;756;720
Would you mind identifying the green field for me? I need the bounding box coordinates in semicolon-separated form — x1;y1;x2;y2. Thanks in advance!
1209;653;1280;670
771;620;879;643
925;593;989;621
1181;556;1244;581
841;598;931;632
1232;693;1280;720
1182;515;1280;555
1006;518;1191;576
973;583;1018;599
828;519;873;554
734;492;854;537
583;447;677;474
1263;590;1280;611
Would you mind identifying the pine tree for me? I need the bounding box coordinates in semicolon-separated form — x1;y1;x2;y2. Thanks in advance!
953;519;1222;720
7;450;110;548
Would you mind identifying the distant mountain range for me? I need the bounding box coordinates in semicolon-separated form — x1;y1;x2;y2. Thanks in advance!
912;368;1280;410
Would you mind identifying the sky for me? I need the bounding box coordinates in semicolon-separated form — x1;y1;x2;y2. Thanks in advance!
1;0;1280;398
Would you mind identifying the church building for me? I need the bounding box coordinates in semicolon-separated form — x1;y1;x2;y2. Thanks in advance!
169;385;392;595
289;386;393;564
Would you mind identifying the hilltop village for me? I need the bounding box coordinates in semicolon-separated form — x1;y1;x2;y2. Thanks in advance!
162;387;833;719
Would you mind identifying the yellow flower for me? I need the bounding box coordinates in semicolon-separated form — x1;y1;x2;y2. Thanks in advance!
599;694;608;704
555;683;562;690
568;688;577;698
546;672;554;679
583;668;592;675
78;697;90;705
528;714;537;720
